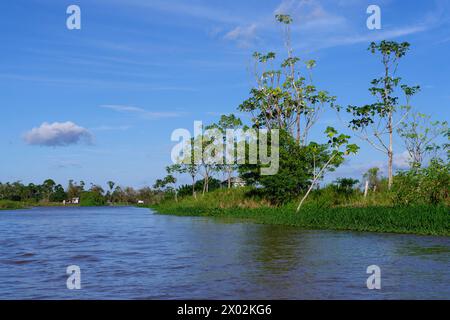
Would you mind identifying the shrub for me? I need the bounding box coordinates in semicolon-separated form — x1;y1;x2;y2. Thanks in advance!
392;159;449;206
239;130;336;205
0;200;26;210
80;191;106;207
309;182;362;208
177;178;221;197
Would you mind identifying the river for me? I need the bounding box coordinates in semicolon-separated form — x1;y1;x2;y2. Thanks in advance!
0;206;448;299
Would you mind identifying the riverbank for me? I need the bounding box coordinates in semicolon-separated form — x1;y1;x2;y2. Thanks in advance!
0;200;27;210
0;200;140;211
0;200;83;210
151;190;450;236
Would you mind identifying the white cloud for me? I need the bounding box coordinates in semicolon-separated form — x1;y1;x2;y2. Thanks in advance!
0;73;196;92
281;0;430;51
393;150;412;170
221;0;435;51
331;150;412;181
224;24;259;47
91;125;131;131
100;105;186;119
101;105;142;113
24;122;92;147
275;0;347;31
316;25;429;49
119;0;244;24
222;0;349;49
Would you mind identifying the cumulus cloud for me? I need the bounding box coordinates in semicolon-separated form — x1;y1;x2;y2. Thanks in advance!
24;122;93;147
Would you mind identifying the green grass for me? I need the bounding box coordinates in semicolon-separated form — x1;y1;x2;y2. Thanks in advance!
0;200;27;210
0;200;79;210
151;189;450;236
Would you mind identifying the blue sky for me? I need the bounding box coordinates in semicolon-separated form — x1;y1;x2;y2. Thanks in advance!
1;0;449;188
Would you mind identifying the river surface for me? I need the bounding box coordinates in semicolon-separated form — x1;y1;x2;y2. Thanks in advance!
0;206;449;300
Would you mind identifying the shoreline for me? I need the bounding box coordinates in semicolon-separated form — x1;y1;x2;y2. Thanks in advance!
2;200;448;237
0;201;136;211
151;203;450;237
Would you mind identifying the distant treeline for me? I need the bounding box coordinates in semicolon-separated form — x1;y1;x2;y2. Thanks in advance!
0;179;165;206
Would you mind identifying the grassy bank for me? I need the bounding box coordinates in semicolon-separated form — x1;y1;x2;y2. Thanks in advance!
0;200;80;210
151;189;450;236
0;200;137;210
0;200;27;210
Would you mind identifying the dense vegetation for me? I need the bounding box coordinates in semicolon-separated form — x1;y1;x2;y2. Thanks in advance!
153;198;449;236
149;16;449;235
153;18;448;200
152;183;449;236
0;179;165;209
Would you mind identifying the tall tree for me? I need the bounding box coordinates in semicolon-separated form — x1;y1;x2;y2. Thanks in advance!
153;174;177;201
42;179;56;202
197;130;221;195
239;14;337;146
178;138;200;197
397;111;448;168
107;181;115;193
347;41;419;189
166;164;181;201
207;114;244;188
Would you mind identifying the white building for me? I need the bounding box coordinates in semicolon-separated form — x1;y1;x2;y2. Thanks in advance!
221;177;246;188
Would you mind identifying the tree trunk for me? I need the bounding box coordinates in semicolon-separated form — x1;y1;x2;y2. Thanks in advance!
388;113;394;190
297;154;336;212
364;181;369;198
202;173;209;195
202;176;207;195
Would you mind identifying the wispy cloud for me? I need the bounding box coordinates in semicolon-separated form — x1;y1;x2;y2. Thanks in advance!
113;0;245;24
51;160;83;169
100;105;186;119
330;149;411;181
223;0;349;48
224;24;259;47
275;0;348;31
91;125;132;131
300;25;429;51
221;0;437;51
288;0;438;51
393;151;412;170
0;73;197;92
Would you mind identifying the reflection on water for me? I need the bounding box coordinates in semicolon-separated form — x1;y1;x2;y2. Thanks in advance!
398;245;450;257
0;206;449;299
